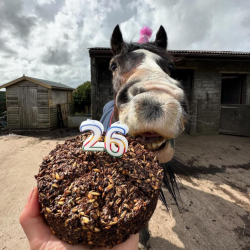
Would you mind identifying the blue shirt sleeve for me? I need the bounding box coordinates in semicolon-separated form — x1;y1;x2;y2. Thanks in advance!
100;100;115;131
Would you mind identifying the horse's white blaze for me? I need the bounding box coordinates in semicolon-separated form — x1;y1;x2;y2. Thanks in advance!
131;49;184;101
134;49;162;72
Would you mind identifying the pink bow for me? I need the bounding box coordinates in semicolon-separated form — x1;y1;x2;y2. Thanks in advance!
138;26;152;43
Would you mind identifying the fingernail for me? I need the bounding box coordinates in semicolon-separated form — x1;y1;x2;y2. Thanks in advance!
27;187;34;203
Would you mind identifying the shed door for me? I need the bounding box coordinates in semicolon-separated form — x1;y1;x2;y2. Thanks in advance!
18;87;38;129
220;74;250;136
220;105;250;136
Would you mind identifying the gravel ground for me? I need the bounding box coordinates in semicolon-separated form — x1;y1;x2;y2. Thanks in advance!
0;129;249;250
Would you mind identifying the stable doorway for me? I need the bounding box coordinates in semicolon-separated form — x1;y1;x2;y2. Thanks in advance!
220;74;250;136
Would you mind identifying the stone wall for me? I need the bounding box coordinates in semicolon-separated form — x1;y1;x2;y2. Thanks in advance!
175;59;250;135
190;72;222;135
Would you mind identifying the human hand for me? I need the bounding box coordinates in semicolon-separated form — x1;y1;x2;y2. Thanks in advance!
19;187;139;250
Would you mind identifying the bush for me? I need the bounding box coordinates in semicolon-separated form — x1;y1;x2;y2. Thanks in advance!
0;92;6;114
73;81;91;113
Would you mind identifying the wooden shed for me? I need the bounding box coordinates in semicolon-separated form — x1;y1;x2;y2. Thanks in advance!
0;75;74;130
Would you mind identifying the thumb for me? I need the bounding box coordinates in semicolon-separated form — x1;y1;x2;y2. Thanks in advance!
19;187;52;243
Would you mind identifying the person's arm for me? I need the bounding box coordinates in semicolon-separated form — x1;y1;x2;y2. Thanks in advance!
100;100;115;131
20;187;139;250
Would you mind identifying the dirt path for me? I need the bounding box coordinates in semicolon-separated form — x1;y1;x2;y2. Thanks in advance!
0;131;249;250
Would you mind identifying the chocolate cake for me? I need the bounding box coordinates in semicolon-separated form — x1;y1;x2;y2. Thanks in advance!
36;132;163;248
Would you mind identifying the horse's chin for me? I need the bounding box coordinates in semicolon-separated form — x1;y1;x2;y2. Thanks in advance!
133;134;174;163
152;140;174;163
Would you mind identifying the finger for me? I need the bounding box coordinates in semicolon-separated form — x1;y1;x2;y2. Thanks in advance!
26;186;34;204
19;187;51;242
111;233;139;250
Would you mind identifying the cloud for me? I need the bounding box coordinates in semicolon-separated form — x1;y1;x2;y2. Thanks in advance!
41;47;71;65
35;1;65;22
0;0;250;89
0;0;36;38
37;0;56;5
0;38;17;55
120;0;250;51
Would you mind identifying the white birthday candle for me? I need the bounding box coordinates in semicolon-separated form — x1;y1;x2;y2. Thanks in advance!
79;119;105;151
105;121;129;157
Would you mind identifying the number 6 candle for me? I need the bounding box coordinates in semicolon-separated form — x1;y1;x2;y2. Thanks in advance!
105;121;129;157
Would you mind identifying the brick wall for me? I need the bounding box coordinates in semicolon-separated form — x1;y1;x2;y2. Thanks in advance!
190;72;222;135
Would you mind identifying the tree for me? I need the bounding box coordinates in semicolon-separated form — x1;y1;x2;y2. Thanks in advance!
73;81;91;113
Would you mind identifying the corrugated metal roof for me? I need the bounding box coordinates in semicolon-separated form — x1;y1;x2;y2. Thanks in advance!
89;47;250;55
89;47;110;50
169;50;250;55
28;76;74;90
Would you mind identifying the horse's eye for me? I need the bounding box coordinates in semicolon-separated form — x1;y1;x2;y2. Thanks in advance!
110;62;118;71
168;63;174;71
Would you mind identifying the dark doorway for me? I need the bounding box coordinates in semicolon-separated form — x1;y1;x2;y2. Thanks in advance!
171;69;194;134
221;74;246;104
171;69;193;104
220;74;250;136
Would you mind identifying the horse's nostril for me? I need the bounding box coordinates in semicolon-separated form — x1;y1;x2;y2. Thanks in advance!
116;88;129;107
116;80;139;107
130;87;146;97
136;98;164;121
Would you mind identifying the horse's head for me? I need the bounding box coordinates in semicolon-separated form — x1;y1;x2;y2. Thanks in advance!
110;25;186;163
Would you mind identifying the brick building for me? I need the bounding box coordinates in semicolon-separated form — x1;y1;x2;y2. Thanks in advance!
89;48;250;136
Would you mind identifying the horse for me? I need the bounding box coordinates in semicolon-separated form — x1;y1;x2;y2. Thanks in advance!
109;25;186;249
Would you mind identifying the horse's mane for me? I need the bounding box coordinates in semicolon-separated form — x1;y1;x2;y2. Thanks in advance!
120;42;172;58
160;158;182;211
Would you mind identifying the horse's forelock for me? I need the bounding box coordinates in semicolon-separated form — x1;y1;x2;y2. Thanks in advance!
120;42;170;58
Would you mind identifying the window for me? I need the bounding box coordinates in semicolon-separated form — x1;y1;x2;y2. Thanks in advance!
221;74;247;104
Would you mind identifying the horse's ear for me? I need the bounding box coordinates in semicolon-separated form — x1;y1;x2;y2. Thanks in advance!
154;25;168;50
111;25;124;55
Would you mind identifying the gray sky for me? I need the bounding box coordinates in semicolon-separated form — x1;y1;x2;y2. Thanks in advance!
0;0;250;89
